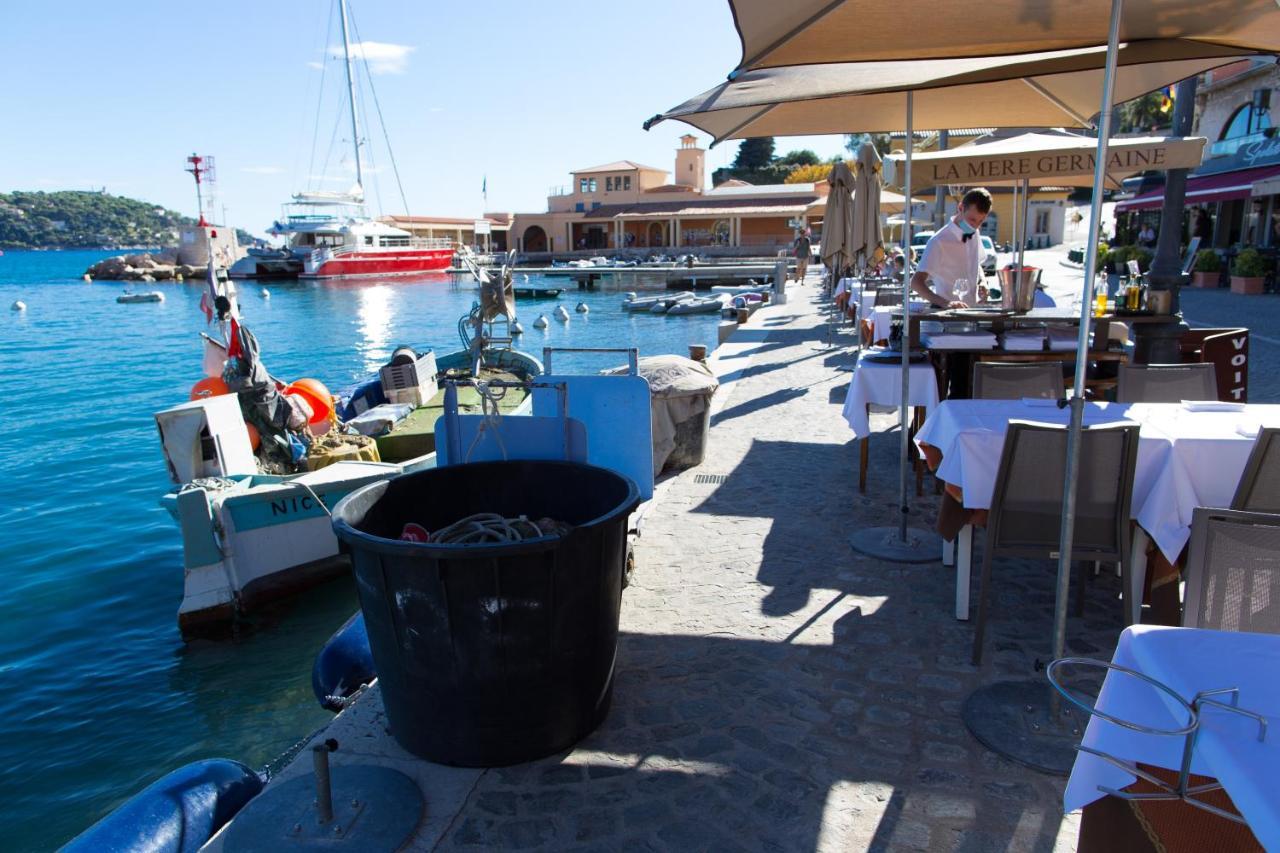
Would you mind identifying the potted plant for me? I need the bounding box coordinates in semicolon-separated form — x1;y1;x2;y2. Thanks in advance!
1191;249;1221;288
1231;248;1268;295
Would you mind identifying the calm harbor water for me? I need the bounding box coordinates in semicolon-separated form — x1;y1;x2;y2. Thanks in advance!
0;249;724;850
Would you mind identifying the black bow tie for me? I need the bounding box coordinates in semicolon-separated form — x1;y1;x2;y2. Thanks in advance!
961;232;974;243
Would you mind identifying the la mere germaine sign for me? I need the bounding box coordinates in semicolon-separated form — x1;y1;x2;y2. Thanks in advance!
927;147;1169;184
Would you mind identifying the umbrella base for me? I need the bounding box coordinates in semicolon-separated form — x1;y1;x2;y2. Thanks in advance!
962;680;1083;776
849;526;941;563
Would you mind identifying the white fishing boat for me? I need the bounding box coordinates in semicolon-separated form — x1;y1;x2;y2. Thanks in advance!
157;258;539;635
117;291;164;304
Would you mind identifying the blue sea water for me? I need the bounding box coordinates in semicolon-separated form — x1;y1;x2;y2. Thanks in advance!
0;249;723;850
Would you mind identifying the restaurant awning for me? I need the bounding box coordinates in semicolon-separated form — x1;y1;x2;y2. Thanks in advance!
1114;164;1280;212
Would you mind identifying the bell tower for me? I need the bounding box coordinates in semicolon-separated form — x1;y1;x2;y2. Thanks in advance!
674;135;705;191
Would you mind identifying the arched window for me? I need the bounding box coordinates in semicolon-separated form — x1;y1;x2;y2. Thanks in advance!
1220;103;1271;140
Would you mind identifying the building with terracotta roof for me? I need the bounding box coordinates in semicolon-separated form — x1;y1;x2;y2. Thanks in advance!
378;213;512;251
511;135;822;254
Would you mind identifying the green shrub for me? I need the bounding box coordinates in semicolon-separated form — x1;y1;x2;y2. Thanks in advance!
1131;247;1154;271
1192;249;1221;273
1095;242;1109;271
1233;247;1268;278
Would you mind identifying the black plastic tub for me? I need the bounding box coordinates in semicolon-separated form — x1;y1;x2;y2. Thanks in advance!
332;460;639;767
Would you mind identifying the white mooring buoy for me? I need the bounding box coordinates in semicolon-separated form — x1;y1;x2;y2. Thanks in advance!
11;300;26;312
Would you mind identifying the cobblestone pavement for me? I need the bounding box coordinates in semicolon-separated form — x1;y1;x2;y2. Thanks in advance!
216;283;1134;852
430;285;1127;852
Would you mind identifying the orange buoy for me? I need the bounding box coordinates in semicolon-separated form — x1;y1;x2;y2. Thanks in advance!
190;376;230;400
285;378;334;425
245;421;261;451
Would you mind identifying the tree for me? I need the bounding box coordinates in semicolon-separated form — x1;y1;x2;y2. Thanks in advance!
845;133;893;158
776;149;821;167
785;162;847;184
1116;92;1170;134
733;137;776;170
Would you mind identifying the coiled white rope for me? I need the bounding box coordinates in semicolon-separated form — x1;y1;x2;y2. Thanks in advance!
430;512;545;544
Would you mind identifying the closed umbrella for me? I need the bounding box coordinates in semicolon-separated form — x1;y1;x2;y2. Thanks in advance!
820;159;856;281
850;142;885;273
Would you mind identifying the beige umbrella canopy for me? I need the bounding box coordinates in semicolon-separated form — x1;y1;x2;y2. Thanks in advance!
726;0;1280;68
806;188;918;219
850;142;885;271
884;132;1207;193
644;45;1251;141
820;160;856;276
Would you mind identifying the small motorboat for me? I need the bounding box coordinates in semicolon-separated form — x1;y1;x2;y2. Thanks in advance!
622;293;665;312
666;295;726;315
117;291;165;304
650;292;695;314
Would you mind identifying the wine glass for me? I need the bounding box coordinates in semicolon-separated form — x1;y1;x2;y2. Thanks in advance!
953;278;971;306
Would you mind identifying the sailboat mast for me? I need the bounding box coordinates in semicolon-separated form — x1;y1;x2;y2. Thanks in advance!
338;0;364;194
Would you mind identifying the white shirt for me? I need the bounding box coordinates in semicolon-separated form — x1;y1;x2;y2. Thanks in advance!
917;219;981;301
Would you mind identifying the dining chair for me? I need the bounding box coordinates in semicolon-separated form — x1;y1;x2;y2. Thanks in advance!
971;421;1140;665
1115;363;1218;403
1183;507;1280;634
1231;427;1280;513
972;362;1065;400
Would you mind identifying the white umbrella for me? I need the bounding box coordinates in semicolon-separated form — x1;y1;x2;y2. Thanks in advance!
850;142;885;273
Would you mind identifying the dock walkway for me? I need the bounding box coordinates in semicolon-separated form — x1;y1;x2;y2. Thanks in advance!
210;283;1125;851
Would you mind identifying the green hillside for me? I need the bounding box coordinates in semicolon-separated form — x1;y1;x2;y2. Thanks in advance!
0;190;253;249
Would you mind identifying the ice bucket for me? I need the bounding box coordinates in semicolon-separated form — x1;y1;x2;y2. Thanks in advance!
999;267;1041;312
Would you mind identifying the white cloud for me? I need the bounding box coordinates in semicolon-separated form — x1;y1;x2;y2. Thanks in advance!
241;166;284;175
328;41;415;75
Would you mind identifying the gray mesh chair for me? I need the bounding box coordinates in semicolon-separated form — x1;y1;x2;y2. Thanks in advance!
874;288;903;307
1184;507;1280;634
1231;428;1280;513
971;421;1140;665
972;362;1065;400
1116;363;1218;403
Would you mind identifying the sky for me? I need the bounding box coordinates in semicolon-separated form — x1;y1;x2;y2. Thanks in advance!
0;1;851;238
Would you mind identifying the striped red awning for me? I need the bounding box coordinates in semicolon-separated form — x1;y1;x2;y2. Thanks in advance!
1116;164;1280;213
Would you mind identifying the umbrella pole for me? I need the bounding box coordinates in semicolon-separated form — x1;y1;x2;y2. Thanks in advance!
1055;0;1124;676
898;91;914;541
849;90;940;564
960;0;1124;777
1016;178;1030;292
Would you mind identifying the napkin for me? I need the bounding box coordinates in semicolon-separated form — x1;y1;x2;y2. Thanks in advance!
1182;400;1246;413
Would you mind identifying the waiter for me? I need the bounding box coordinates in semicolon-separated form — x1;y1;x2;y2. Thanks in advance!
911;188;992;309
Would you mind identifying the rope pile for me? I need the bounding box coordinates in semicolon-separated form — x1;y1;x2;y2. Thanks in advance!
430;513;552;544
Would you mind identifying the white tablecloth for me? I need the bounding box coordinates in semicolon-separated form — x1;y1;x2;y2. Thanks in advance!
841;352;940;439
914;400;1280;562
1064;626;1280;848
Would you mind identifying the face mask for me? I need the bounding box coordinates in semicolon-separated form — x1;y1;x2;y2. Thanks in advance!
954;216;976;236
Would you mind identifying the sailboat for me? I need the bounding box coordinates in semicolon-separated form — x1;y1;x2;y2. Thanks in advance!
229;0;452;281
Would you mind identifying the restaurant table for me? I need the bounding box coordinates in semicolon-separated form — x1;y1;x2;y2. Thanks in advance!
842;351;941;492
1063;625;1279;850
913;400;1280;620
